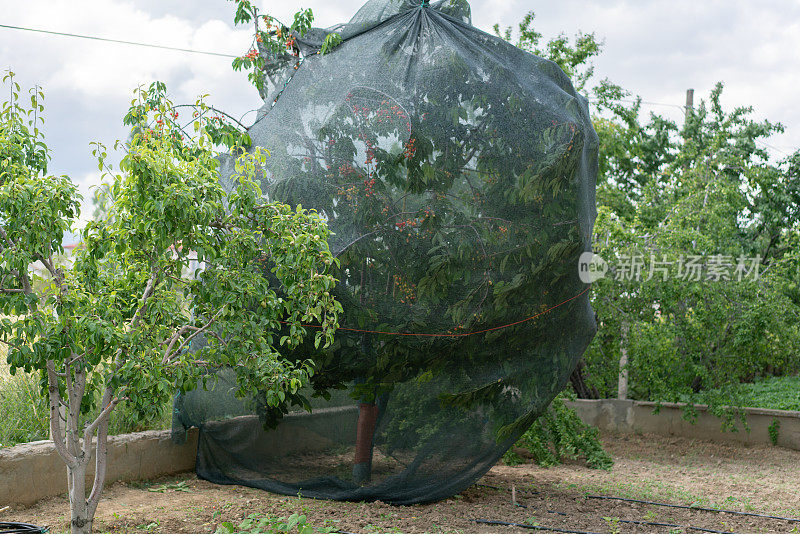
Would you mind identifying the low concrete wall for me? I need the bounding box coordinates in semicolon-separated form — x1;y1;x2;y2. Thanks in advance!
568;399;800;451
0;428;198;508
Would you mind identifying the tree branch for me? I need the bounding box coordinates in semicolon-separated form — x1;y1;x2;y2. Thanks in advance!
128;266;161;331
162;307;225;364
82;395;122;456
87;388;113;518
66;359;87;461
46;360;77;469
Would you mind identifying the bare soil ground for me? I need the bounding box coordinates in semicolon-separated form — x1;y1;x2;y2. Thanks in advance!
4;432;800;534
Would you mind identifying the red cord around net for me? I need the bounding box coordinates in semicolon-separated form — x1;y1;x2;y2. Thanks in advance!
279;285;591;338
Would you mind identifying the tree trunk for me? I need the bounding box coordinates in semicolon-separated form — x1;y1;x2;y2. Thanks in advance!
353;402;379;485
617;321;630;400
569;359;599;399
68;463;92;534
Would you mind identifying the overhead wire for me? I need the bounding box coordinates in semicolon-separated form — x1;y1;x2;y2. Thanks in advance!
0;23;238;58
2;22;799;156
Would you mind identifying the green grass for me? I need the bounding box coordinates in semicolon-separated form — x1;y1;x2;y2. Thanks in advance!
0;347;50;447
733;376;800;411
675;375;800;413
1;345;172;448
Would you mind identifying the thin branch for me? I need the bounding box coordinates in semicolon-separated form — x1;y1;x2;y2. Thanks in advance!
129;267;160;330
163;307;225;364
35;253;58;279
82;395;123;454
173;104;249;131
0;226;13;248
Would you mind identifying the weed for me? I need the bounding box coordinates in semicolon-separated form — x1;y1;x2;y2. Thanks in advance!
768;417;781;445
148;480;192;493
215;512;334;534
601;516;621;534
0;356;49;447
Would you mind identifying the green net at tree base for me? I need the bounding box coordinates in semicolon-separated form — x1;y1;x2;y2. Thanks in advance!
172;0;598;504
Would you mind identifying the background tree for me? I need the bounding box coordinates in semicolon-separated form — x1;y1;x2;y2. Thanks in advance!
495;11;800;419
0;75;340;534
585;84;800;419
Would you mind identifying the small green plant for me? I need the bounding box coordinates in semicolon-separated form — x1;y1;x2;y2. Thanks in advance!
601;516;621;534
768;417;781;446
215;513;334;534
147;480;191;493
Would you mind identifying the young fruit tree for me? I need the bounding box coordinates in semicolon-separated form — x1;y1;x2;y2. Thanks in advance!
0;74;341;534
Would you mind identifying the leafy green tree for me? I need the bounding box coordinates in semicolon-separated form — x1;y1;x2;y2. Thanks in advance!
494;11;800;422
585;84;800;418
0;75;340;534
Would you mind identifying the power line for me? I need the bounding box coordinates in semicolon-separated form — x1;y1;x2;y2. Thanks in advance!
0;23;238;58
588;97;685;111
2;22;798;155
588;97;798;155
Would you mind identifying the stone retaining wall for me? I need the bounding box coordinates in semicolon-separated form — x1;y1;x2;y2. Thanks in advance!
0;428;198;508
3;401;798;510
567;399;800;451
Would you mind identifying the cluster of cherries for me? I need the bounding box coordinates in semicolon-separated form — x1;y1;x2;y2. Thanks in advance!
403;137;417;159
363;177;377;197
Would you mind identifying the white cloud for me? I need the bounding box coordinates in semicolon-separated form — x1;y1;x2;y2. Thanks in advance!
1;0;798;220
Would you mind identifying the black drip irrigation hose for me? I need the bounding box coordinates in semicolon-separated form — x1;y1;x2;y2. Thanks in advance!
511;498;738;534
0;524;49;534
473;519;602;534
586;495;800;523
515;502;568;516
616;518;737;534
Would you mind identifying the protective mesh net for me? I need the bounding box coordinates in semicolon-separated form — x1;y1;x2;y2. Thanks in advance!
172;0;599;504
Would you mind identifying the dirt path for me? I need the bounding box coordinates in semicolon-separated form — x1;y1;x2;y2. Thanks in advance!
4;432;800;533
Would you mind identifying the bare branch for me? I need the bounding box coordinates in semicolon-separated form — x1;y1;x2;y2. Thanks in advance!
35;253;58;279
65;359;87;461
46;360;77;469
82;395;122;455
87;388;113;518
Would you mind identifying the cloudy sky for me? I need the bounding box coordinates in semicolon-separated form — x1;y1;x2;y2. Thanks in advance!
2;0;799;225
